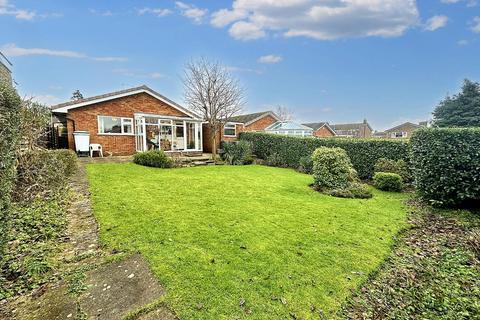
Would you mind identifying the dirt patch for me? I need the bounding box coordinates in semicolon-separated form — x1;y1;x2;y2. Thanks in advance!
80;254;165;320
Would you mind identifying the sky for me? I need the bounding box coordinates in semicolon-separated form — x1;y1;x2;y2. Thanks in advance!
1;0;480;131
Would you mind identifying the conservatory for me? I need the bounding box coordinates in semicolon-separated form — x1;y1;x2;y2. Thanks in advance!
134;113;203;153
264;121;314;137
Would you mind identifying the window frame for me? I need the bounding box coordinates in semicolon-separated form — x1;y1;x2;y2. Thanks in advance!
98;115;134;135
223;122;237;137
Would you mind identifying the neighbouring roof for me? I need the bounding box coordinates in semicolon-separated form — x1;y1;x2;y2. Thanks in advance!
303;122;336;136
265;121;313;131
384;122;422;133
302;122;328;131
227;111;280;126
330;121;373;132
50;85;201;119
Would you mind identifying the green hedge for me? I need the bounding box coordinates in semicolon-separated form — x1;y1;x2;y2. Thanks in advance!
240;132;409;179
411;128;480;206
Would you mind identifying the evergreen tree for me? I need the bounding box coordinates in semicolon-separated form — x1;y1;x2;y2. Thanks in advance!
433;79;480;127
71;90;84;101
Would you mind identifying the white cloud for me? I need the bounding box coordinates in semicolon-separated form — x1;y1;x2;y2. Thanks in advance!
137;7;172;17
471;16;480;33
258;54;282;64
229;21;266;40
211;0;419;41
0;0;36;20
424;15;449;31
31;94;62;106
457;39;469;45
176;1;208;24
113;68;165;79
89;9;114;16
441;0;477;7
1;43;127;62
321;107;332;112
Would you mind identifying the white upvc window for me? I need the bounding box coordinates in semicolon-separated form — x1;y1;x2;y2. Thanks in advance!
392;131;407;138
98;116;134;135
224;123;236;137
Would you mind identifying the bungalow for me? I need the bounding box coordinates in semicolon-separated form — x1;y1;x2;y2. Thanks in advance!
50;85;204;156
375;121;427;139
203;111;280;152
302;122;336;137
330;119;373;138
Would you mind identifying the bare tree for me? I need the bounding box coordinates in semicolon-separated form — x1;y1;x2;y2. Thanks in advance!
183;58;245;158
275;105;293;121
71;90;84;101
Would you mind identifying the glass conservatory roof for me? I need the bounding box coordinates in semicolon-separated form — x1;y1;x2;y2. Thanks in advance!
266;121;313;131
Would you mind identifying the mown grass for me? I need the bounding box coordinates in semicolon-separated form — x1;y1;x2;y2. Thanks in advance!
86;164;408;319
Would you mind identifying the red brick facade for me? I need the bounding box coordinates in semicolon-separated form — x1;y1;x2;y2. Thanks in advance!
312;126;335;137
202;114;278;152
65;93;190;156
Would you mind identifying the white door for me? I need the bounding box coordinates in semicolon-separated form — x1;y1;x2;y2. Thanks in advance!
135;117;146;152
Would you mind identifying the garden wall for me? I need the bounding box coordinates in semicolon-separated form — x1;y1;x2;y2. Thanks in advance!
240;132;409;179
411;128;480;206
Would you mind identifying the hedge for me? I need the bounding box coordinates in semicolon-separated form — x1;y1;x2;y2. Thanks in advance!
240;132;409;179
411;128;480;206
0;84;22;259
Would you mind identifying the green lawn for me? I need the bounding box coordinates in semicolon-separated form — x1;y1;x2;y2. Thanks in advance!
86;164;408;319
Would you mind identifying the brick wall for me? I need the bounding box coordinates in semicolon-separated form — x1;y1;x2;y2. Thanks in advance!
202;114;278;152
313;126;335;137
66;92;189;155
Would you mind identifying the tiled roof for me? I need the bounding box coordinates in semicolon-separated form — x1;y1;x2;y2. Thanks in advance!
227;111;279;124
50;85;199;118
384;122;422;133
302;122;329;131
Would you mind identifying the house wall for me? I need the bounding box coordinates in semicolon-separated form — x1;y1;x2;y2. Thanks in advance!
385;123;420;138
202;114;278;152
313;126;335;137
66;92;190;156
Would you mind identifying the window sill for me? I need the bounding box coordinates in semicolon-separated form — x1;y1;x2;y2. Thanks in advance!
97;133;135;136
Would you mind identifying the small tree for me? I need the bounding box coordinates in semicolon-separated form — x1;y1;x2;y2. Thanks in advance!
183;58;244;158
433;79;480;127
71;89;84;101
275;105;293;121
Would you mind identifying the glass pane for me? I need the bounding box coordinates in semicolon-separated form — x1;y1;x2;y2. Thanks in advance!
175;125;184;137
186;123;195;149
123;123;132;134
224;129;235;136
101;117;121;133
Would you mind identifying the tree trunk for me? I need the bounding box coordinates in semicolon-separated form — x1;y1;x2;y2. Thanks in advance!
211;134;217;161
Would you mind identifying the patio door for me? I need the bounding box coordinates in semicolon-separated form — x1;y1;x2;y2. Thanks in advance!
135;117;146;152
185;122;201;150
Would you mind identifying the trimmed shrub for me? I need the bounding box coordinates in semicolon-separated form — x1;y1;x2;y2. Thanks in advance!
221;141;253;165
411;128;480;207
133;150;173;168
266;153;287;167
329;183;373;199
373;172;403;192
374;158;411;183
298;155;313;174
312;147;353;190
240;132;409;179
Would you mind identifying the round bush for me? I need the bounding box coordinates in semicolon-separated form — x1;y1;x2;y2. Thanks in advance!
329;183;373;199
373;172;403;192
374;158;411;183
133;150;173;168
312;147;353;190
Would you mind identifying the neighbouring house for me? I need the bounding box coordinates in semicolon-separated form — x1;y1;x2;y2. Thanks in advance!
302;122;336;137
203;111;280;152
330;119;373;138
0;52;13;86
50;85;204;156
264;121;314;136
376;121;428;139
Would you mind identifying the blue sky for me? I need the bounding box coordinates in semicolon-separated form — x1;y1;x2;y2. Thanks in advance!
1;0;479;130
